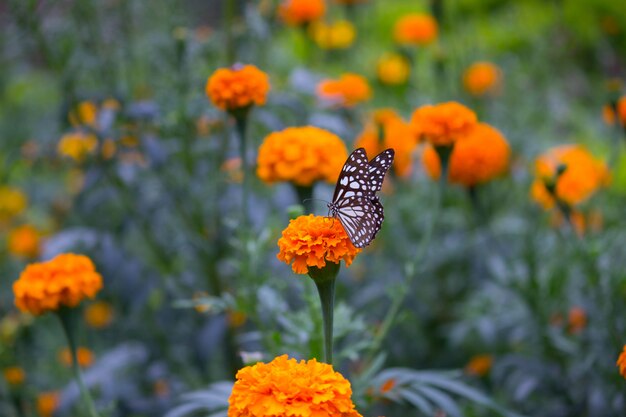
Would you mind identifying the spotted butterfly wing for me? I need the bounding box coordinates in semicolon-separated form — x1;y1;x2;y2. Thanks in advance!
328;148;395;248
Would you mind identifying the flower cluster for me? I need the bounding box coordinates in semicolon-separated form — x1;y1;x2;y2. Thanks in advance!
411;101;478;147
355;109;418;177
309;20;356;50
257;126;348;186
422;123;510;186
377;52;411;86
57;131;98;162
277;214;361;274
530;145;610;210
463;61;502;97
393;14;438;46
278;0;326;26
8;224;41;258
228;355;362;417
317;73;371;107
206;64;270;112
13;253;103;315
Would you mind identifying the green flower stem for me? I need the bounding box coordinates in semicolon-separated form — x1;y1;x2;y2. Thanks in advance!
308;262;340;365
234;110;250;229
224;0;236;64
57;309;100;417
294;185;314;213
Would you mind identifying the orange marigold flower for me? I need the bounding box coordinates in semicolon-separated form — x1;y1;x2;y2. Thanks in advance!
463;61;502;97
59;346;95;368
377;52;411;86
393;14;438;46
228;354;362;417
411;101;478;147
3;367;25;386
206;64;270;112
567;306;587;334
530;145;610;210
603;95;626;127
318;73;372;107
309;20;356;50
84;301;114;328
37;391;60;417
278;0;326;26
355;109;418;178
617;345;626;378
8;224;41;259
422;123;510;186
13;253;103;316
257;126;348;186
277;214;361;274
465;354;493;376
0;186;28;223
57;131;98;162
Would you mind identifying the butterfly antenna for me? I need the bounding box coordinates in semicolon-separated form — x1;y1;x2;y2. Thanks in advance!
302;198;329;209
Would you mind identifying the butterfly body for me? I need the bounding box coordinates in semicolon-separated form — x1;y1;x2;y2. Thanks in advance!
328;148;394;248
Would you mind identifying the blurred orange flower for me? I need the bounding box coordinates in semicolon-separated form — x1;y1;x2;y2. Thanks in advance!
278;0;325;26
257;126;348;186
411;101;478;147
227;310;247;328
355;109;418;178
59;346;95;368
309;20;356;50
57;131;98;162
84;301;114;328
277;214;361;274
13;253;103;316
8;224;41;259
465;354;493;376
394;14;438;46
206;64;270;112
422;123;510;186
568;306;587;334
37;392;60;417
318;73;371;107
3;367;25;386
376;53;411;86
228;354;362;417
463;62;502;97
618;345;626;378
379;378;396;394
0;186;28;223
530;145;610;210
221;157;244;183
69;100;98;128
603;95;626;127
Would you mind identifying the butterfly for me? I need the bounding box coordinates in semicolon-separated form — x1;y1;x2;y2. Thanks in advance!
327;147;395;248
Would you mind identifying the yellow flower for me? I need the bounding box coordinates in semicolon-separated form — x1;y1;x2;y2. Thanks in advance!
228;354;362;417
206;64;270;112
257;126;348;186
463;61;502;97
68;100;98;128
376;53;411;86
354;109;417;178
530;145;610;210
3;367;25;386
394;14;438;46
8;224;41;259
317;73;371;107
84;301;114;328
465;354;493;376
57;131;98;162
0;186;27;223
37;391;60;417
59;346;95;368
617;345;626;379
421;123;510;186
277;214;361;274
411;101;478;147
278;0;326;26
13;253;103;316
309;20;356;50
